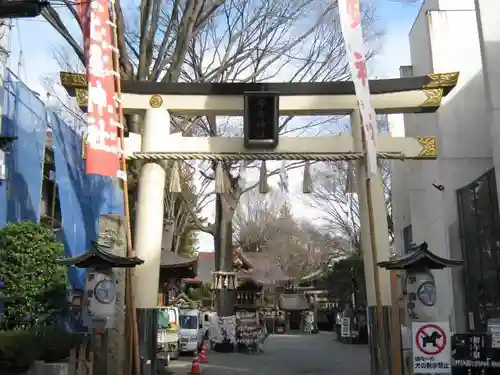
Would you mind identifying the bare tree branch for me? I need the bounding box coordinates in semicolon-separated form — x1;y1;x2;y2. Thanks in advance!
45;0;384;259
41;7;84;63
233;189;341;278
306;118;393;253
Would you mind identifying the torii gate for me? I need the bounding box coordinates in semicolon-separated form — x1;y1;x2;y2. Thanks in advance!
60;70;458;373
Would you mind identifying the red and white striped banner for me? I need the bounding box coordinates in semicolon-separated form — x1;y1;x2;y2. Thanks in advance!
76;0;121;177
338;0;378;178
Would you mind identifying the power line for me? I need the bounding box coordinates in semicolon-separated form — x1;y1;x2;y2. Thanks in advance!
49;0;94;8
10;18;47;23
14;19;27;83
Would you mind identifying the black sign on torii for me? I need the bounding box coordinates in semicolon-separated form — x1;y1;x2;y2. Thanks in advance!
243;92;279;150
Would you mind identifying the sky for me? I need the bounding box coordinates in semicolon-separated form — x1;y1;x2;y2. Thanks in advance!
5;0;423;252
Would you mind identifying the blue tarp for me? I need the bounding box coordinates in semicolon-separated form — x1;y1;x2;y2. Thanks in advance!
0;69;124;291
0;70;124;332
48;113;124;290
0;71;47;226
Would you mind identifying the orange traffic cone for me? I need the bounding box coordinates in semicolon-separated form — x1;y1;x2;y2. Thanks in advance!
188;354;201;374
199;344;208;364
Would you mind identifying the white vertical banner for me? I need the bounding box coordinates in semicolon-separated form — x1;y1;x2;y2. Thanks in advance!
338;0;378;178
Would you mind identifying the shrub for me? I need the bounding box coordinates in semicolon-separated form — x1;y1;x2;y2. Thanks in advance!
0;329;38;371
0;327;81;372
34;327;81;363
0;221;68;329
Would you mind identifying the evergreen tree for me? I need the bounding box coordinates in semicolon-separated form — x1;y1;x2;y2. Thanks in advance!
0;221;68;329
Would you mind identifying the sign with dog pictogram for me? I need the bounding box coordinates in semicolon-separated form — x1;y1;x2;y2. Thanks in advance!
413;322;451;374
416;323;447;355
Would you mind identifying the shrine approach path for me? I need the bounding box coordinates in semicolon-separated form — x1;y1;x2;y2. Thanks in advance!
169;331;370;375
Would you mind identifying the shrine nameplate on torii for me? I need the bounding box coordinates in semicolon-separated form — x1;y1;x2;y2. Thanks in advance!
59;71;459;162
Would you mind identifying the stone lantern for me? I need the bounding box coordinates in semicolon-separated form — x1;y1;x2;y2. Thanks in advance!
377;242;463;321
58;241;143;330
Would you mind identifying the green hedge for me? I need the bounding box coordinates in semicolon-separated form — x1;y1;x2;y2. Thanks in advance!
0;327;81;371
0;329;37;370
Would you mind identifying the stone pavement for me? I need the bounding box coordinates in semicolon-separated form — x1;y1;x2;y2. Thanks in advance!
169;332;370;375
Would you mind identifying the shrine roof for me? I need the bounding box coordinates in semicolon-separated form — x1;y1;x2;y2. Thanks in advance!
377;242;464;271
278;294;310;311
160;250;197;269
193;250;291;285
195;252;216;284
58;242;144;268
241;252;291;285
159;229;197;273
300;269;325;283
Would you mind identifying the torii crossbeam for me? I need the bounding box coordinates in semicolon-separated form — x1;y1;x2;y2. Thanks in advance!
60;71;457;163
61;71;457;115
59;70;458;353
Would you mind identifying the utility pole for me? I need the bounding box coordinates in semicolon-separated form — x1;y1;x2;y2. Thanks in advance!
0;20;10;114
0;19;10;179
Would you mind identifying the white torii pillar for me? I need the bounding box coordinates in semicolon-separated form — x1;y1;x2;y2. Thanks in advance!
132;106;169;374
133;107;169;309
351;110;394;375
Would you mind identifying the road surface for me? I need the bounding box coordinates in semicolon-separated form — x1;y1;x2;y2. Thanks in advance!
169;332;370;375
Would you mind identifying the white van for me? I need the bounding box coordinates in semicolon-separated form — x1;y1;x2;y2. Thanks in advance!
179;308;203;353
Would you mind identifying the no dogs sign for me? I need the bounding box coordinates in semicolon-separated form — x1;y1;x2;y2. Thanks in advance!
413;322;451;374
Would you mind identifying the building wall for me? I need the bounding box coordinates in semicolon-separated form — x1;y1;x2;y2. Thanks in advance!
475;0;500;206
392;0;489;331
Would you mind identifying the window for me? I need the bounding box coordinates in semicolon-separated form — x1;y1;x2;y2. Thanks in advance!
157;309;170;329
403;225;413;253
457;169;500;331
40;147;62;230
180;315;198;329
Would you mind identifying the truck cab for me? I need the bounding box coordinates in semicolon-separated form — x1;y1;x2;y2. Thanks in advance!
157;306;180;367
179;308;203;353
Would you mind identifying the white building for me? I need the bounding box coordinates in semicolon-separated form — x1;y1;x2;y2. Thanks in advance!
392;0;500;332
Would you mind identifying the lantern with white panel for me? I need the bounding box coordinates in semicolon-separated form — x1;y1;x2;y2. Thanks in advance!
85;270;116;323
377;242;464;321
58;241;143;330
